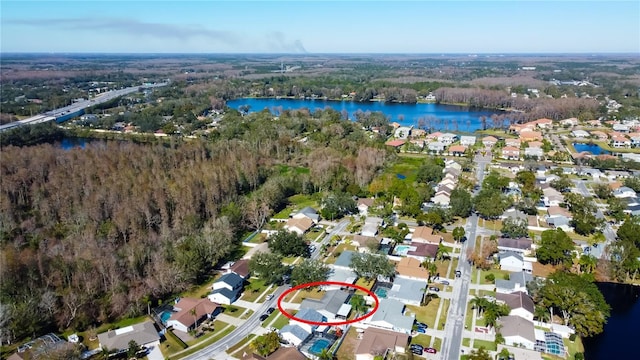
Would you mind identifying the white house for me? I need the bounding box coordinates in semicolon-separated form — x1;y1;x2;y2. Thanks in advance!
98;321;160;353
279;324;311;347
561;118;579;127
427;141;446;153
209;273;244;305
431;193;451;206
166;298;220;333
363;298;415;335
524;147;543;158
499;252;533;273
495;271;533;294
571;130;590;138
394;126;412;139
438;133;458;145
460;135;476;146
291;206;320;223
499;316;536;350
357;198;375;215
496;292;535;321
291;308;325;333
613;186;637;199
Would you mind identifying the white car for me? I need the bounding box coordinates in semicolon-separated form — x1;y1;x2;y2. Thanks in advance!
265;294;274;301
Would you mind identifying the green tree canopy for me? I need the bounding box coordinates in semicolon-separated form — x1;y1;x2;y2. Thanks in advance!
320;192;357;220
250;330;281;356
268;230;310;257
350;253;395;281
536;228;575;266
249;252;288;285
501;217;529;238
452;226;466;242
473;189;510;219
482;172;510;192
449;188;472;218
290;259;330;286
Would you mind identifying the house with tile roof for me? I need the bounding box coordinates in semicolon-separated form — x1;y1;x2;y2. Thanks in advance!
166;298;221;333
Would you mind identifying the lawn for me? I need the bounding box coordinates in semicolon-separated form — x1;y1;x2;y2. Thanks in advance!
335;327;359;360
473;340;496;351
355;278;375;296
465;303;474;329
447;258;459;278
165;323;235;360
226;334;255;355
288;194;319;208
305;228;324;242
564;336;584;359
435;261;452;278
283;288;325;303
479;268;510;284
478;290;496;298
270;313;291;330
221;305;248;318
433;337;442;351
273;207;294;219
462;338;470;347
407;298;441;328
240;278;271;302
437;299;450;330
410;334;432;348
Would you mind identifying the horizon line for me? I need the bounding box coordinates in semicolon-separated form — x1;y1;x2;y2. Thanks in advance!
2;51;639;56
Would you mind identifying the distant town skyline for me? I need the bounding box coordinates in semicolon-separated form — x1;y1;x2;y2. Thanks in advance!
2;1;639;54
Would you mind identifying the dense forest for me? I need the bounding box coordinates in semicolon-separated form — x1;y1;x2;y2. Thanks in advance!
0;108;391;344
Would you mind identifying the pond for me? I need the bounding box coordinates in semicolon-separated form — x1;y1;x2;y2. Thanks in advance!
573;143;610;155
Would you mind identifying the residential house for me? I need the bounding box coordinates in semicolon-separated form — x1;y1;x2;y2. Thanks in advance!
613;186;637;199
611;134;631;148
409;139;425;149
395;257;430;281
431;192;451;206
352;235;380;253
355;327;409;360
630;134;640;148
495;271;533;294
443;166;462;178
482;136;498;147
499;252;533;273
427;141;446;153
265;347;307;360
612;123;631;132
284;217;314;235
578;168;604;179
209;272;244;305
299;290;352;321
604;170;630;180
520;131;543;142
533;118;554;129
98;321;160;353
524;147;544;158
438;133;458;145
404;242;439;263
561;118;579;127
361;217;383;237
498;316;536;350
166;298;220;333
528;141;544;149
444;160;462;171
439;177;457;188
227;259;250;279
448;145;467;156
290;308;326;333
333;251;356;270
590;131;608;140
386;276;427;306
542;188;564;207
327;267;358;287
587;120;602;127
545;206;573;229
501;146;521;160
505;138;521;148
411;129;426;138
394;126;412;139
460;135;476;146
426;131;443;141
364;298;415;335
502;208;528;222
357;198;375;215
385;139;406;148
279;324;311;347
411;226;442;244
496;292;535;321
498;237;532;255
292;207;320;223
571;130;590;138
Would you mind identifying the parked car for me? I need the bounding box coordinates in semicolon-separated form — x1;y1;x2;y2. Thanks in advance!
429;286;440;292
410;345;423;355
415;321;428;328
440;280;450;285
266;307;275;314
265;294;274;301
259;314;269;321
425;347;437;354
415;327;427;334
455;270;462;278
410;344;423;351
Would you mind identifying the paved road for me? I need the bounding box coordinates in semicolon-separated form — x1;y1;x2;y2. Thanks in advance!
440;152;490;360
179;219;350;360
0;82;168;132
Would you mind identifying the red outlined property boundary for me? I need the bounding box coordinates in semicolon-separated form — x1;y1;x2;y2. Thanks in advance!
276;281;379;326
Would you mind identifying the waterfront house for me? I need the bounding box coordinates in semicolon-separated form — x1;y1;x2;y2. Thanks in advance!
571;130;590;138
499;316;536;350
460;135;476;146
482;136;498;147
448;144;467;156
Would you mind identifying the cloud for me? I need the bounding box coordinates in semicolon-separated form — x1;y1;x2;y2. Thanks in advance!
7;17;241;46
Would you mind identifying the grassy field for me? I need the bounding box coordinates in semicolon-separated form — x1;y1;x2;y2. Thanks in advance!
479;268;511;284
387;155;425;183
433;337;442;351
410;334;432;348
283;288;325;303
240;278;271;302
473;339;496;351
407;298;441;328
221;305;248;318
437;299;450;330
226;334;255;355
565;336;584;359
462;338;470;347
335;327;359;360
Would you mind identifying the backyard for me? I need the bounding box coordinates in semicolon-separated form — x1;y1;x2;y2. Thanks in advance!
407;298;441;328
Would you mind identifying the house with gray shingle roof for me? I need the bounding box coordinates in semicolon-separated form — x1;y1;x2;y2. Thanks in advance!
364;298;415;335
499;316;536;350
279;324;311;347
98;321;160;352
333;250;356;269
299;290;351;321
386;277;426;306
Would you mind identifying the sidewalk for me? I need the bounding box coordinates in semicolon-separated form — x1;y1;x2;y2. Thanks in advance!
233;299;261;311
216;314;248;327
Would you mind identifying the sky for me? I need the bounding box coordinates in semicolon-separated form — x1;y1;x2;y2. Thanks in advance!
1;0;639;54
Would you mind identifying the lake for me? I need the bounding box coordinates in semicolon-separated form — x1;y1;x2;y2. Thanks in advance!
583;282;640;359
573;143;610;155
227;98;502;132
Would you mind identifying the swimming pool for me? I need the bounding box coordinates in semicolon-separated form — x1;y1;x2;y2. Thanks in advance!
309;338;331;355
159;310;173;325
374;287;388;298
394;245;412;256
